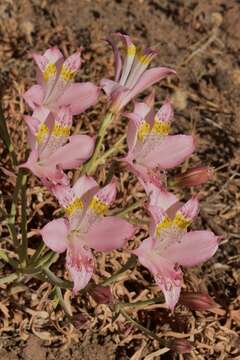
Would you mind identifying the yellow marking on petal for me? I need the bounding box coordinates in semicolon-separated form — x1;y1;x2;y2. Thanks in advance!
172;211;191;230
43;63;57;81
89;196;108;215
127;44;136;56
52;124;71;137
137;121;151;142
36;123;48;143
152;117;171;136
137;52;152;65
156;216;172;236
60;64;77;81
65;198;83;217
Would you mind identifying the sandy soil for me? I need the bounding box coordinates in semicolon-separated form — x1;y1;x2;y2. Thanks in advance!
0;0;239;359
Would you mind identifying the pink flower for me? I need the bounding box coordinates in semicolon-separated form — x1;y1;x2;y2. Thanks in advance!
124;97;195;178
21;106;95;183
100;33;176;113
24;47;100;116
40;177;135;293
133;181;219;311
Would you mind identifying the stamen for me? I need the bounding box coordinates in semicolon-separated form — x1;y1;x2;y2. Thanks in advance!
172;211;191;230
60;64;77;81
52;124;71;137
43;63;57;81
65;198;83;216
36;123;48;143
152;117;171;136
156;216;172;236
137;121;151;141
89;196;108;215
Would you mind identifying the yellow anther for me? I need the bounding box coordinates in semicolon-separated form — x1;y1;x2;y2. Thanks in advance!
52;124;71;137
152;117;171;136
127;44;136;57
156;216;172;236
137;121;151;142
36;123;48;143
172;212;191;230
43;63;57;81
60;64;76;81
89;196;108;215
65;198;83;217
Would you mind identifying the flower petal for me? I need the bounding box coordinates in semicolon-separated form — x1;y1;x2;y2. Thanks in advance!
66;243;94;293
47;134;95;169
166;230;219;267
40;218;68;253
85;216;135;251
143;181;178;211
57;82;100;115
100;78;120;97
119;67;176;110
139;135;195;169
73;175;99;199
23;85;44;110
133;238;182;310
106;36;122;82
115;33;136;86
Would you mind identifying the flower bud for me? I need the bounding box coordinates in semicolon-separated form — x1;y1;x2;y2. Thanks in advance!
179;291;217;311
168;339;193;353
175;166;214;188
89;285;112;305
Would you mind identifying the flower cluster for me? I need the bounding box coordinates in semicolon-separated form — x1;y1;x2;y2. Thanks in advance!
22;34;219;311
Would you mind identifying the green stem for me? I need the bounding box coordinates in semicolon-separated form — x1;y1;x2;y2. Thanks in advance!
19;174;28;267
120;309;168;346
29;242;46;266
0;103;17;166
7;169;24;249
43;267;73;289
25;251;59;273
55;286;72;319
115;296;164;311
109;199;143;217
101;255;137;286
82;112;114;175
92;133;126;171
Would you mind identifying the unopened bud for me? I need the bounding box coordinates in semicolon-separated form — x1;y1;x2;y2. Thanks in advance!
89;285;112;305
168;339;193;353
179;291;217;311
175;166;214;188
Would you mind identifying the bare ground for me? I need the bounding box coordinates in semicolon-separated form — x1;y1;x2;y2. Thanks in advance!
0;0;239;359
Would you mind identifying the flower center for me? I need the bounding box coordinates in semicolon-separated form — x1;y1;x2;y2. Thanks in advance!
43;63;57;81
89;196;109;215
65;198;84;217
60;64;77;81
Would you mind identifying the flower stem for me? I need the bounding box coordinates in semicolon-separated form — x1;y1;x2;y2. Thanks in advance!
101;255;137;286
82;112;114;175
93;133;126;170
115;296;164;311
120;308;168;347
19;174;28;267
42;267;73;289
109;199;143;217
0;103;17;167
7;169;25;250
55;286;72;319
